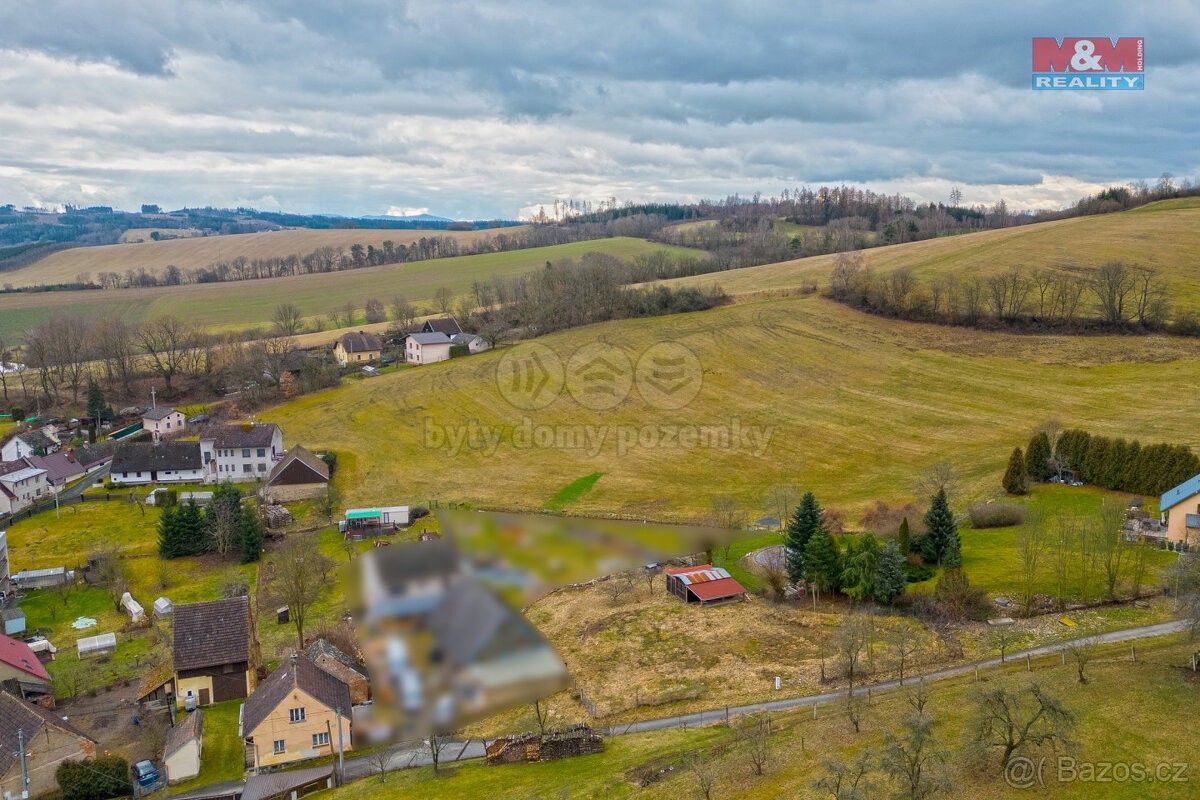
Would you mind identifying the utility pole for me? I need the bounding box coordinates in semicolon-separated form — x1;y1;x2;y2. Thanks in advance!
150;386;157;409
17;728;30;799
335;709;346;785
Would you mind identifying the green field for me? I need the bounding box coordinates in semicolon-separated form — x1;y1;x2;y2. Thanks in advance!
265;294;1200;521
318;635;1200;800
664;198;1200;308
0;237;701;339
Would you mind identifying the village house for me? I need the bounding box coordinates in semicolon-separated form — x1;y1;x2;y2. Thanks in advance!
241;654;352;770
449;332;491;354
0;691;96;799
1160;472;1200;545
664;564;747;604
110;441;205;485
173;596;260;708
305;639;370;705
241;764;334;800
22;451;84;491
0;462;50;516
142;406;186;441
0;633;52;698
72;441;118;474
163;707;203;783
262;446;329;503
405;332;452;365
333;331;382;367
421;317;463;336
0;426;61;462
200;424;285;483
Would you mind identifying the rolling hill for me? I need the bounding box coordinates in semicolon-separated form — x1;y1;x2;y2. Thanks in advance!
0;237;698;339
266;293;1200;520
662;198;1200;308
0;225;522;287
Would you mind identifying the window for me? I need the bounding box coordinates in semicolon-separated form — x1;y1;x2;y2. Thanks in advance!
312;732;331;748
289;707;306;723
258;463;267;472
273;739;286;754
243;464;252;473
242;448;251;458
257;448;266;458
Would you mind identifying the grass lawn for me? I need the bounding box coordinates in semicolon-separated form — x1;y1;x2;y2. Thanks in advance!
5;497;163;569
167;701;245;793
543;472;604;511
266;293;1200;522
322;634;1200;800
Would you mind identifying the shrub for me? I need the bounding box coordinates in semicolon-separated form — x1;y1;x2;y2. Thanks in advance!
319;452;337;475
904;563;936;583
57;755;131;800
933;567;991;621
967;502;1027;529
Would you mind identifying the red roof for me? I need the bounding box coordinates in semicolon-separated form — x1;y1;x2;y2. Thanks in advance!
686;577;746;602
0;634;51;682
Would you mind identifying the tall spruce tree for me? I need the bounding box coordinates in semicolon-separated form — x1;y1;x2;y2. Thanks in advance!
840;533;881;602
157;504;181;558
240;507;265;564
1025;432;1053;482
922;488;958;566
803;528;842;593
176;500;208;556
897;517;911;556
874;541;907;604
1002;447;1029;495
785;492;825;584
86;379;106;425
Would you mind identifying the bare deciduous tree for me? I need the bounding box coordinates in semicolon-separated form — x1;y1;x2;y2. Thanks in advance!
271;535;333;650
737;713;772;776
273;303;304;336
970;682;1074;772
138;315;199;393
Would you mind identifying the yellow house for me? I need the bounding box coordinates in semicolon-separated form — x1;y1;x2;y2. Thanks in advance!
333;331;383;367
1161;473;1200;545
241;655;352;769
173;597;260;708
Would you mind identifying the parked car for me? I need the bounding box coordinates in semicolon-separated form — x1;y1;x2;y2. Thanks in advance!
187;413;210;425
132;760;159;789
380;354;397;366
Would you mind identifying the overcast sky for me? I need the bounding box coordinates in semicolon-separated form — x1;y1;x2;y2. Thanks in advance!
0;1;1196;219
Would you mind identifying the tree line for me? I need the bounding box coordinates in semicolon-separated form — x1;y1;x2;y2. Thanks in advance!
1046;428;1198;496
827;253;1194;335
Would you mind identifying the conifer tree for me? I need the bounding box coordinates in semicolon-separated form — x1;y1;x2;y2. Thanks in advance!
785;492;825;585
176;500;208;556
1024;432;1053;482
240;507;265;564
1002;447;1028;495
874;541;908;604
841;533;881;602
157;504;181;558
803;528;842;593
897;517;911;556
922;488;959;566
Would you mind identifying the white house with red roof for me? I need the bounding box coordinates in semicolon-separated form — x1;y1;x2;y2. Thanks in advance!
0;633;52;696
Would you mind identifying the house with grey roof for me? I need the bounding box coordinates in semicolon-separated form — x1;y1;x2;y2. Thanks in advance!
199;423;285;484
111;441;205;485
241;655;352;769
421;317;462;336
450;332;491;354
333;331;382;367
404;332;452;365
142;406;186;440
0;462;49;515
0;691;96;798
0;426;61;462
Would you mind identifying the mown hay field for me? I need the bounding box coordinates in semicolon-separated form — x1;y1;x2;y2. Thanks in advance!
663;198;1200;308
265;294;1200;520
3;225;519;287
0;237;698;338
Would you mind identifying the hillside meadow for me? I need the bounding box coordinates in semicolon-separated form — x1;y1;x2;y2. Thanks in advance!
0;237;697;338
266;294;1200;520
318;634;1200;800
662;198;1200;308
1;225;519;287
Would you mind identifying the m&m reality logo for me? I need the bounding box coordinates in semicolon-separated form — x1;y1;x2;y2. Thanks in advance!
1032;37;1144;90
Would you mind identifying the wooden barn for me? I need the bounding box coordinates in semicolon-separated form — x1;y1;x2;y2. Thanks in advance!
664;565;747;605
